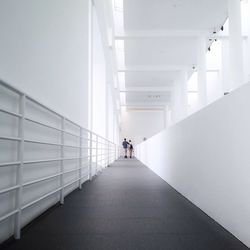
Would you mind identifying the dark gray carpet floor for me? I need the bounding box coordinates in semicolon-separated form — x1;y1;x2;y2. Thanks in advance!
1;158;248;250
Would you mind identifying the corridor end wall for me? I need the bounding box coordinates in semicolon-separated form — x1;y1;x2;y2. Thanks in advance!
136;82;250;247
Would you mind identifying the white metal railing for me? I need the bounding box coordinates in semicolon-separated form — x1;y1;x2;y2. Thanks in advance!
0;80;118;240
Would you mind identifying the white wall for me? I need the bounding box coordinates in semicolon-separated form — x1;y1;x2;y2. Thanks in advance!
136;82;250;247
92;5;106;137
121;109;164;145
0;0;89;128
0;0;91;243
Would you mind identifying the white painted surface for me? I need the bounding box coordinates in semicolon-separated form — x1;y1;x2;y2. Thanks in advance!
121;109;164;145
228;0;244;90
136;82;250;247
92;6;106;138
0;0;90;242
0;0;89;128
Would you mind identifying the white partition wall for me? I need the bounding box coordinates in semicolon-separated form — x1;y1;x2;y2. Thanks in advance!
0;0;90;128
136;82;250;248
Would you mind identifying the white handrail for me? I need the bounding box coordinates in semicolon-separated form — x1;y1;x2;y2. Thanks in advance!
0;79;119;241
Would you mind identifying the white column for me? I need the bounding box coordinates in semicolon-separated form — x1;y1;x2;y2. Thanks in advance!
88;0;93;131
164;105;172;128
105;82;110;140
172;81;180;123
228;0;244;91
221;40;231;94
171;71;188;123
179;70;188;119
197;36;207;109
163;105;167;129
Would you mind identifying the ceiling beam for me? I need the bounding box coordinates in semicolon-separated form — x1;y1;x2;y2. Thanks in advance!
118;65;188;72
115;31;248;41
115;30;210;39
121;102;169;107
209;35;248;40
125;107;165;111
120;86;173;92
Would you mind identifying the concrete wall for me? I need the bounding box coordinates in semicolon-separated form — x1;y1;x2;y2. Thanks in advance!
136;82;250;247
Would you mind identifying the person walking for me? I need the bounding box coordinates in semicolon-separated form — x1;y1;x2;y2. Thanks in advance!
122;138;129;158
128;140;134;158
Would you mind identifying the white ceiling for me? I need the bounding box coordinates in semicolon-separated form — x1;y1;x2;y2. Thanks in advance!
117;0;228;108
124;37;198;66
123;0;228;30
124;71;176;87
126;91;171;105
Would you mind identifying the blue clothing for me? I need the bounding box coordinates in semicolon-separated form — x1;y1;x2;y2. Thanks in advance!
122;141;129;148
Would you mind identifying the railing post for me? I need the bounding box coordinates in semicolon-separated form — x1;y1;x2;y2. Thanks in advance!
116;145;119;160
14;94;25;239
107;141;110;167
79;127;82;189
60;117;65;204
89;131;93;180
96;135;98;175
101;139;103;171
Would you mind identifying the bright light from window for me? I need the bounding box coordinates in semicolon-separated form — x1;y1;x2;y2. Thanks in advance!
118;72;125;90
115;40;124;51
114;0;123;12
116;99;121;110
115;40;125;68
120;92;126;105
206;40;221;70
187;72;198;92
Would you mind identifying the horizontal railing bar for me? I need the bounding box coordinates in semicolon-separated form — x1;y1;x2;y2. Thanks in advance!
0;108;22;118
64;157;80;161
64;178;81;188
0;80;119;233
0;136;21;141
64;144;80;149
0;185;20;195
64;130;80;138
0;167;90;194
0;80;117;147
23;173;62;187
0;210;19;223
64;118;81;129
23;156;90;165
0;80;23;95
24;139;62;146
25;117;62;132
0;161;21;167
24;158;62;164
26;95;63;118
64;168;79;175
22;187;62;210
